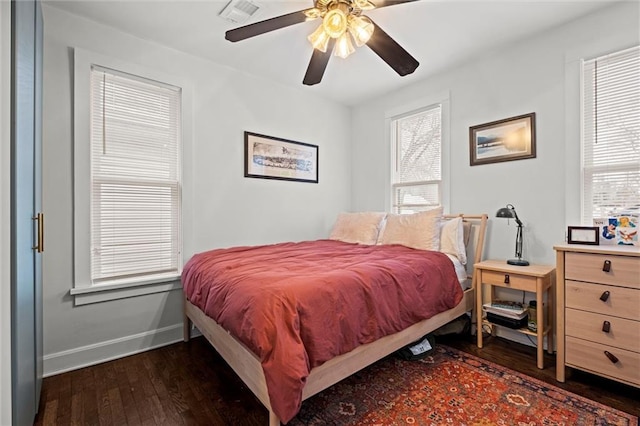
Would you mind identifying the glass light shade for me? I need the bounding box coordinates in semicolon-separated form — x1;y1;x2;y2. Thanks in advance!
347;15;374;47
334;32;355;59
323;7;348;38
308;24;331;52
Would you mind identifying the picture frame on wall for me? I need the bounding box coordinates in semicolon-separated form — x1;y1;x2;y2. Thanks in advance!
244;131;319;183
469;113;536;166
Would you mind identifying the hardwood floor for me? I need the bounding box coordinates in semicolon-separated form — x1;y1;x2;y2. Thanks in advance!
34;333;639;425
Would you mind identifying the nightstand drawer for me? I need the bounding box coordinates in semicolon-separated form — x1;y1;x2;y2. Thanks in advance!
480;270;536;291
565;252;640;289
565;280;640;320
565;308;640;352
566;336;640;387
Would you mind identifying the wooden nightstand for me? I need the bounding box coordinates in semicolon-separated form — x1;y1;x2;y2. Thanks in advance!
475;260;555;369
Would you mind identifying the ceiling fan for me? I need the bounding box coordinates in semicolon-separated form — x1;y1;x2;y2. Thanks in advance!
225;0;420;86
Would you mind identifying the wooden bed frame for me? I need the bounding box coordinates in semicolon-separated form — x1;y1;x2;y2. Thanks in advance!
183;214;488;425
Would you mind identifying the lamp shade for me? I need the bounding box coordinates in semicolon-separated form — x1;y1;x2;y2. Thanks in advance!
496;207;515;219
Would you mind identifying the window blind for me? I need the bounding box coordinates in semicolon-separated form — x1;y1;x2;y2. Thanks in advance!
392;105;442;214
90;66;182;285
582;46;640;222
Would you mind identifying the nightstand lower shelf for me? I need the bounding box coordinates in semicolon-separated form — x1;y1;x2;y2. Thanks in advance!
482;319;550;337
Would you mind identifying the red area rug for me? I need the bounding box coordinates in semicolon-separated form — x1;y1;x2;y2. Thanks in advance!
289;345;637;425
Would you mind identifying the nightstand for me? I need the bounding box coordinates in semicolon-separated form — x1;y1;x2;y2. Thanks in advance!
475;260;555;369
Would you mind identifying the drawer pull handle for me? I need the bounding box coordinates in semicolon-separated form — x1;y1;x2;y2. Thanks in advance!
604;351;619;364
504;274;510;284
602;260;611;272
602;321;611;333
599;291;610;302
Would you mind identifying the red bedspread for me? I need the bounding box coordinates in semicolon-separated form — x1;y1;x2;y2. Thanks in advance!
181;239;463;423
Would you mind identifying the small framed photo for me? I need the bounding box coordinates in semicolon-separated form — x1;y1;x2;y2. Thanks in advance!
244;131;318;183
469;113;536;166
567;226;600;245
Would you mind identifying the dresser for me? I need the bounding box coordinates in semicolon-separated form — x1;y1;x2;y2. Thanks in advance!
554;243;640;387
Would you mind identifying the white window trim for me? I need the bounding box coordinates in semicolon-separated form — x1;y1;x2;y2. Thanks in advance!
386;92;451;213
72;48;192;305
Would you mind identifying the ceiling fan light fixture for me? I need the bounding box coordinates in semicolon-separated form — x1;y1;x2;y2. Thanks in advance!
352;0;375;11
334;32;355;58
322;5;349;38
308;24;331;52
304;7;322;20
347;15;373;46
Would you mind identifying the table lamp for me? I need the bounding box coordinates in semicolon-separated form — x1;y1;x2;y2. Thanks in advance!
496;204;529;266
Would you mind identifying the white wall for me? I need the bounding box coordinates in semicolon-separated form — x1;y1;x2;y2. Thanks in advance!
35;1;640;375
351;2;640;266
1;1;13;422
350;2;639;346
41;5;352;375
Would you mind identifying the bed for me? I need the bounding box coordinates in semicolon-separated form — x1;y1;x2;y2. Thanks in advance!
182;212;488;425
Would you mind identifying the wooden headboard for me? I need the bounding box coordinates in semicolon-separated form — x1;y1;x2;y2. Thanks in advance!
442;214;489;288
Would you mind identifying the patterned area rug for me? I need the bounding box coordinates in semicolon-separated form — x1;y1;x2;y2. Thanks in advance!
289;345;637;426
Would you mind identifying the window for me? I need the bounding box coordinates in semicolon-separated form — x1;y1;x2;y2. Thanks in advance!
391;105;442;214
582;46;640;222
89;66;182;287
72;50;189;305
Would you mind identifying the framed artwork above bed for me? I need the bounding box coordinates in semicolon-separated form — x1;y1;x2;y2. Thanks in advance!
244;131;319;183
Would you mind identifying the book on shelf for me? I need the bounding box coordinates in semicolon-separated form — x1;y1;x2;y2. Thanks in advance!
490;299;525;311
483;302;528;320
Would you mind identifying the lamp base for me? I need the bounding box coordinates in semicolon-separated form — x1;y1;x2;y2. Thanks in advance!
507;258;530;266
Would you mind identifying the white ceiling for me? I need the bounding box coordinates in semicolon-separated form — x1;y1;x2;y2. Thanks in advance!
44;0;620;105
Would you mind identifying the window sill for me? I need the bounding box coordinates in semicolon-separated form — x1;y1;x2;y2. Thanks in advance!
70;276;182;306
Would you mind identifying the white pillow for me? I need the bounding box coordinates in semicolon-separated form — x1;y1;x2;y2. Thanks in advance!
329;212;386;245
378;207;443;251
440;217;467;265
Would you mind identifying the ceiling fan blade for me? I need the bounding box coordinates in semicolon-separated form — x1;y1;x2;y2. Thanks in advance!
373;0;420;9
225;10;310;42
366;20;419;76
303;39;337;86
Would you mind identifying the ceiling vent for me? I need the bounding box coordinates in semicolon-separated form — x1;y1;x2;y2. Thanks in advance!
219;0;262;25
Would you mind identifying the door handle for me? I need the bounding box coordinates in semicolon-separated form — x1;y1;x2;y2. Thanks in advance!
32;212;44;253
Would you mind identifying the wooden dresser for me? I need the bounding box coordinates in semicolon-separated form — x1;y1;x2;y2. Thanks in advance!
554;243;640;387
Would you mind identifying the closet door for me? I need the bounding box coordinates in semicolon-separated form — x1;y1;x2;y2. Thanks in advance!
34;0;44;401
11;0;43;424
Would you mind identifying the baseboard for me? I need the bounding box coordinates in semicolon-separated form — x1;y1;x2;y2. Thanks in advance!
43;323;190;377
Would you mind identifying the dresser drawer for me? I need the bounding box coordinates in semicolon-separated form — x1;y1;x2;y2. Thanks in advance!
565;308;640;352
480;270;536;291
565;252;640;289
566;336;640;387
565;280;640;320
